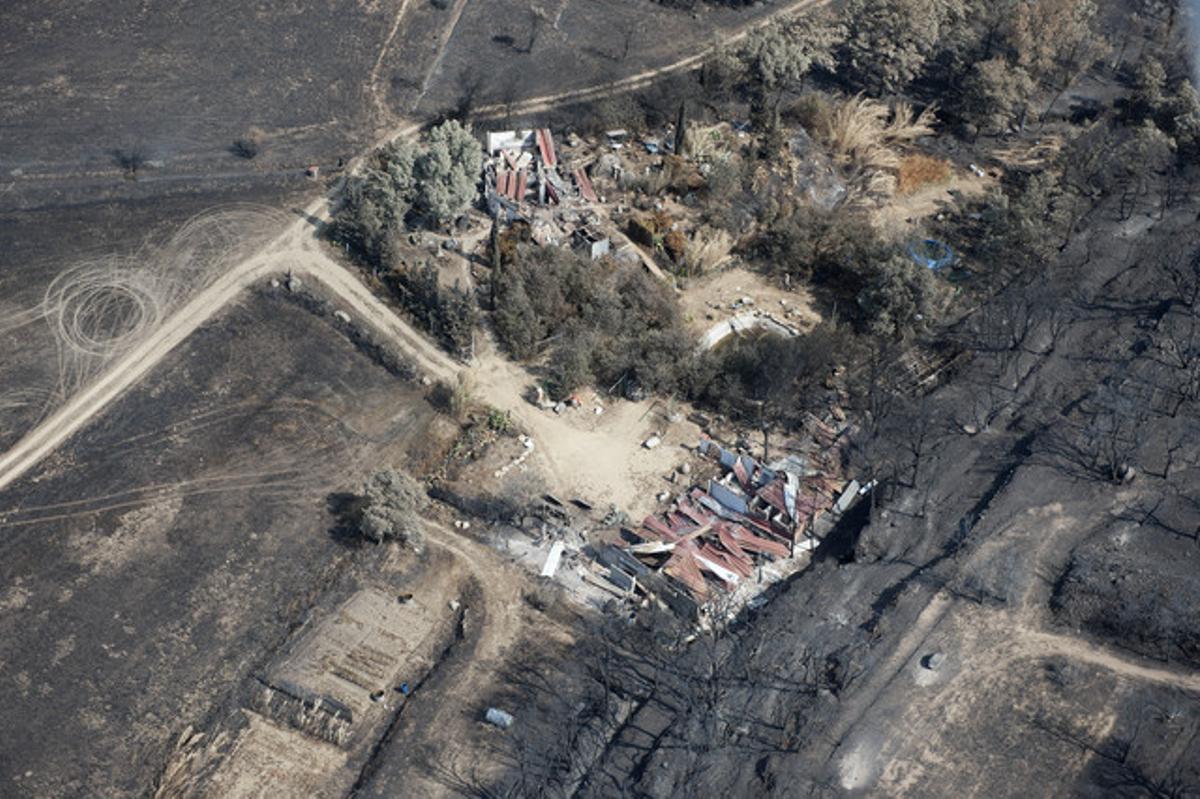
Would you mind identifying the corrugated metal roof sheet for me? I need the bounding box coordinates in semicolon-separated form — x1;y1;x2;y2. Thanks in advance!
709;480;749;515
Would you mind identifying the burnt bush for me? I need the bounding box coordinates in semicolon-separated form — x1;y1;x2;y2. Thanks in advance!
386;261;478;360
1051;525;1200;668
231;137;259;159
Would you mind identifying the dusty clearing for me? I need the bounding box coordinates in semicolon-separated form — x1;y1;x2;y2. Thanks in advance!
678;265;823;336
872;165;993;239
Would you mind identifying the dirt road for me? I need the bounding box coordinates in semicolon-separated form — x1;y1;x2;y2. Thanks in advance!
0;231;458;494
467;0;833;122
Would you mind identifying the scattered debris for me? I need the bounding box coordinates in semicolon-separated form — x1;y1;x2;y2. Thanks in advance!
540;541;566;578
907;239;955;271
615;414;860;613
485;708;515;729
494;437;535;479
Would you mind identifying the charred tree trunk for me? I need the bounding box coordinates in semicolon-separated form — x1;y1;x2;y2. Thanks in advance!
674;100;687;157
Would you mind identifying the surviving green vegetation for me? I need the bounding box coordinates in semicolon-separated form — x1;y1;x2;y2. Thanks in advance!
325;0;1200;458
331;119;482;269
356;468;428;546
492;245;694;399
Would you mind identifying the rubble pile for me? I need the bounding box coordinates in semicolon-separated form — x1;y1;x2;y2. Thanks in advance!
580;414;865;619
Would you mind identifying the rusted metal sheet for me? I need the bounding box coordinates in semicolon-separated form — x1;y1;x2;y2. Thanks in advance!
677;500;713;527
715;528;754;567
666;512;695;534
757;479;789;515
664;549;709;599
733;458;751;489
746;515;793;544
642;515;676;539
695;544;747;581
728;524;790;559
536;128;557;168
574;168;599;202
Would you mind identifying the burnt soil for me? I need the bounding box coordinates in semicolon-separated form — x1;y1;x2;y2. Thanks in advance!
0;289;435;797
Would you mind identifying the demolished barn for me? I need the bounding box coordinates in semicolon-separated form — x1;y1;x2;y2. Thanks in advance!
613;413;862;614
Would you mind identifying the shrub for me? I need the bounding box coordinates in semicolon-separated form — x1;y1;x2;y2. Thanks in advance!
486;407;513;434
358;468;427;545
680;226;734;276
387;261;478;359
820;96;935;172
231;136;260;159
856;254;941;340
429;374;476;420
493;246;695;400
783;92;835;134
757;207;887;290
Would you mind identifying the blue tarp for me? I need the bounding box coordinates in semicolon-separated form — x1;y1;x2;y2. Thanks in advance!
708;480;750;515
908;239;955;271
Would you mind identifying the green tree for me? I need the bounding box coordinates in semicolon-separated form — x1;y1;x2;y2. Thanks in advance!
358;468;427;545
1009;0;1108;117
740;15;845;115
415;120;482;227
1128;56;1168;124
1171;80;1200;160
961;57;1035;134
977;170;1072;279
857;255;941;340
546;336;594;399
696;327;840;459
331;139;418;269
494;277;541;359
839;0;957;95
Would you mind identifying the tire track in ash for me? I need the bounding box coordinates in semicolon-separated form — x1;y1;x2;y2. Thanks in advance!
368;0;416;124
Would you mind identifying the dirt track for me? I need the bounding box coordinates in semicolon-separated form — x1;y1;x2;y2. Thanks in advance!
0;233;456;494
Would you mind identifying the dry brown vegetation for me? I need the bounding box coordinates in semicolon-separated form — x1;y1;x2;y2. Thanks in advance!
821;96;936;168
816;95;938;204
681;225;735;276
897;153;952;195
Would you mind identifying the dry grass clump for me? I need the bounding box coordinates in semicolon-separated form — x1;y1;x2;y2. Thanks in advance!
784;93;835;134
821;95;936;171
897;153;952;195
684;124;727;161
817;95;937;205
681;226;735;275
